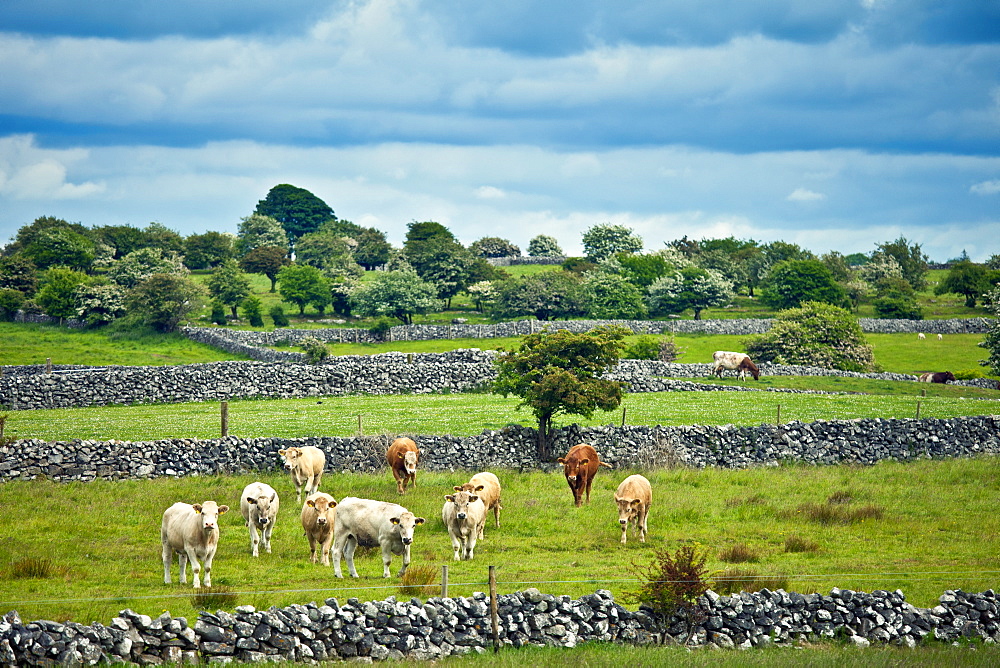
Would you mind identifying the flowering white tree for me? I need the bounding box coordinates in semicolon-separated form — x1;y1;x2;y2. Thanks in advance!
581;224;643;263
527;235;563;257
107;248;187;288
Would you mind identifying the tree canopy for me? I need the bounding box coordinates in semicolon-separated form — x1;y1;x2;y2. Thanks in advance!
349;270;440;325
758;259;848;311
935;261;1000;308
492;325;629;459
277;264;331;315
527;235;563;257
581;224;643;263
646;265;734;320
873;236;929;291
255;184;335;248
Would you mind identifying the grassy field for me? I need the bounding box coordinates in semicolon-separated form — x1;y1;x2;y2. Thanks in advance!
1;458;997;626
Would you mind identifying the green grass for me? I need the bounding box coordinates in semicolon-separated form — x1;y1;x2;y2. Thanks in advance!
0;457;997;627
3;386;998;442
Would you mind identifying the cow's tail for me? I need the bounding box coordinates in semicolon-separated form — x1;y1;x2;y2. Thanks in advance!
599;461;614;469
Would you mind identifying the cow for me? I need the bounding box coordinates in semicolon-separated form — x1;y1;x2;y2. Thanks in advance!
332;497;425;578
278;445;325;503
558;443;613;507
300;492;337;566
161;500;229;589
918;371;956;384
937;333;943;341
453;472;503;539
386;437;420;494
442;489;486;561
240;482;279;557
918;333;926;340
614;474;652;545
712;351;760;381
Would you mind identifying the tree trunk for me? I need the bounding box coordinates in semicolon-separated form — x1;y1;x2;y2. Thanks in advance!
537;415;551;461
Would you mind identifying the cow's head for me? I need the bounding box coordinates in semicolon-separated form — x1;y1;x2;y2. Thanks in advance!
389;511;425;545
615;496;642;526
278;447;302;470
943;371;956;382
247;492;277;526
305;493;337;525
557;456;589;484
193;501;228;532
742;357;761;380
398;449;419;475
444;491;479;521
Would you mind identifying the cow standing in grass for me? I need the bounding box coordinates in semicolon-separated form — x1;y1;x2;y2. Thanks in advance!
386;437;420;494
278;445;325;502
712;351;760;381
558;444;613;507
301;492;337;566
453;472;503;539
614;475;652;545
442;489;486;561
332;497;425;578
240;482;279;557
161;500;229;589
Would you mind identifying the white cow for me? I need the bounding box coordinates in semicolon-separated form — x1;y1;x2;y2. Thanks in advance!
161;500;229;589
453;471;503;539
937;333;943;340
240;482;279;557
332;497;425;578
442;489;486;561
301;492;337;566
918;333;926;340
278;445;325;502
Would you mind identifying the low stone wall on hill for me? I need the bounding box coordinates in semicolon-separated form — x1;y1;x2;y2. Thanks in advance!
4;416;998;483
1;587;996;664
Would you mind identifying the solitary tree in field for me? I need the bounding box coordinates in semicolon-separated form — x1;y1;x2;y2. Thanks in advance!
240;245;289;292
979;287;1000;376
582;223;643;263
255;184;335;249
492;325;629;460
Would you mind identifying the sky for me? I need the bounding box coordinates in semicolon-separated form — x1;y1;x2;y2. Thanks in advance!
1;0;998;262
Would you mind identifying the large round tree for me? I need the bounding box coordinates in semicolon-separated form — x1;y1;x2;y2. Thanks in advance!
255;184;335;249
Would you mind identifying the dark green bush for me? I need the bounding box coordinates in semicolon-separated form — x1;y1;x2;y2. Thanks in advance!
210;301;227;326
269;305;289;328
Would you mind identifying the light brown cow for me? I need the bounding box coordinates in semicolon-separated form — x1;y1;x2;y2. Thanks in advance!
278;445;326;502
386;437;419;494
300;492;338;566
557;443;613;507
240;481;279;557
332;497;426;578
442;490;486;561
161;500;229;589
453;472;502;539
614;474;652;545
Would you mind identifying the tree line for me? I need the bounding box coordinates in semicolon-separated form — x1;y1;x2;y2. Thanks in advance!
2;183;999;331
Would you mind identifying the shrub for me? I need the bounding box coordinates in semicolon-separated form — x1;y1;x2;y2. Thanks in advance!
242;295;264;327
953;368;985;380
368;317;393;340
718;543;760;563
714;568;791;595
784;535;821;553
0;288;25;321
269;305;289;327
299;336;330;364
658;338;681;362
623;336;660;360
399;564;438;597
628;541;713;632
210;301;227;326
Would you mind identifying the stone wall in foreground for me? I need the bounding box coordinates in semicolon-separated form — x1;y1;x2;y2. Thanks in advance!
1;587;996;664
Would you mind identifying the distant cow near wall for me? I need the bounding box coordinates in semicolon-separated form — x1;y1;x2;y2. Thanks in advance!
240;482;279;557
278;446;325;503
919;371;956;383
453;472;503;539
161;500;229;589
558;444;613;508
614;475;652;545
386;437;420;494
712;351;760;381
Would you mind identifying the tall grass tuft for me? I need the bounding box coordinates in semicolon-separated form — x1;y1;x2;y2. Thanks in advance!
724;494;767;508
713;568;791;595
784;535;821;553
787;501;885;525
718;543;761;563
8;557;68;579
399;564;438;597
827;490;854;504
191;586;239;610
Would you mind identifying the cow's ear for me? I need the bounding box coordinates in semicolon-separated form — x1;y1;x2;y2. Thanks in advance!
269;493;276;502
278;449;286;456
557;458;566;464
415;517;425;525
307;499;316;508
398;453;406;460
475;485;485;492
218;505;229;514
453;486;463;492
192;504;203;514
630;499;641;508
390;517;400;525
445;494;455;502
330;499;337;507
247;497;257;505
580;458;590;465
469;495;479;503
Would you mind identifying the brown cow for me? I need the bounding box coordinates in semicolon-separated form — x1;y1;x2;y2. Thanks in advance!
453;471;503;539
386;437;420;494
614;474;652;544
557;443;613;507
301;492;338;566
918;371;956;384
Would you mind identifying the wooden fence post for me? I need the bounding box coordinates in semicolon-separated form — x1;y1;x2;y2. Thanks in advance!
621;406;627;427
916;401;921;419
46;358;52;374
441;565;449;598
221;401;229;437
776;404;781;425
489;565;499;653
357;414;362;436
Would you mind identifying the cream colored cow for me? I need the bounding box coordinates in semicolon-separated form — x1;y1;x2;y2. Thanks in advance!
278;445;325;502
240;482;279;557
614;475;652;545
161;500;229;588
453;471;502;539
300;492;337;566
442;490;486;561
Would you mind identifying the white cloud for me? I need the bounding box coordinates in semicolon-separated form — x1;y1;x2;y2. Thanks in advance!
0;135;105;200
786;188;826;202
474;185;506;199
970;179;1000;195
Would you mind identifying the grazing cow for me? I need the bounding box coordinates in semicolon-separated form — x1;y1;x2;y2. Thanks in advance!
918;371;956;384
918;333;926;340
386;437;420;494
278;445;325;502
240;482;279;557
558;444;613;507
614;475;652;545
442;490;486;561
712;351;760;381
300;492;337;566
454;472;503;539
332;497;425;578
161;500;229;589
937;333;943;341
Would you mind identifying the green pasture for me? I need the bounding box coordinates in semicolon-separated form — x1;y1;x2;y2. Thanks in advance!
1;458;997;628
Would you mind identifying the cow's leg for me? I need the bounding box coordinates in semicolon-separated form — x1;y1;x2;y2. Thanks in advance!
162;543;173;584
494;499;502;528
312;472;323;497
202;550;215;588
394;470;404;494
294;474;304;503
620;520;628;545
585;476;593;504
262;522;273;554
186;549;202;588
466;532;478;560
451;530;462;561
178;551;188;584
398;543;411;578
477;516;486;541
249;522;260;557
381;543;394;577
639;507;649;542
309;534;319;563
345;538;360;578
321;533;333;567
332;533;348;578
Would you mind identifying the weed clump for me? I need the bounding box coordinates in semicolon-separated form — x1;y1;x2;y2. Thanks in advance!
790;502;884;525
191;586;238;610
299;336;330;364
399;564;438;597
8;557;68;579
714;568;791;595
718;543;760;563
784;535;821;553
